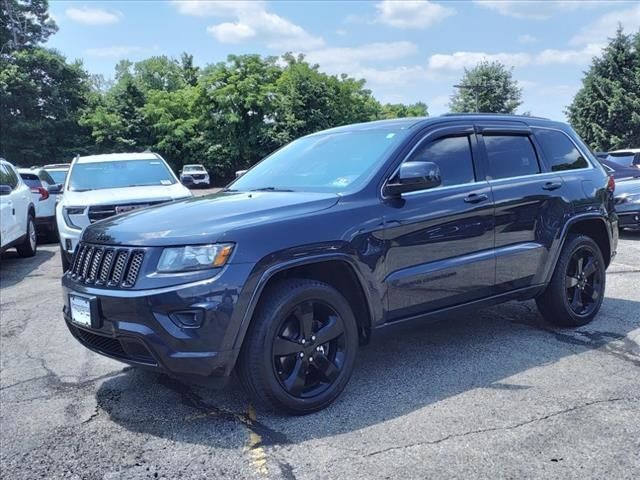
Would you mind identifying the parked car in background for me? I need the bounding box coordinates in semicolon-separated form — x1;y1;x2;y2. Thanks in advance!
606;149;640;168
614;178;640;231
17;168;60;240
62;115;617;414
0;159;37;257
235;169;247;178
57;152;192;271
599;158;640;180
180;164;210;187
43;163;71;186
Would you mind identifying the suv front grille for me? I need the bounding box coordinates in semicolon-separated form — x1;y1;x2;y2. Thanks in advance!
88;201;166;223
71;243;145;288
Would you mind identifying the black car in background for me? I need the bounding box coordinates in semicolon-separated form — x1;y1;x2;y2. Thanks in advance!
614;178;640;231
61;115;618;414
600;158;640;180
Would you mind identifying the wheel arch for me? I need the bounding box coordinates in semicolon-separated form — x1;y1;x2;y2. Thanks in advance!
231;255;377;364
544;213;614;285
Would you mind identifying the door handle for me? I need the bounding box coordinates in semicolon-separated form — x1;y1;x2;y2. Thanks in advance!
464;193;489;204
542;181;562;191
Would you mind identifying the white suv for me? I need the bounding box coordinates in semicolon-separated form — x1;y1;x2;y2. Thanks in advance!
0;159;37;257
57;152;192;271
180;164;210;187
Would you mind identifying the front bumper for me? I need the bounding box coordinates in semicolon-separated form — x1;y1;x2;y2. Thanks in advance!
61;263;253;378
35;215;56;231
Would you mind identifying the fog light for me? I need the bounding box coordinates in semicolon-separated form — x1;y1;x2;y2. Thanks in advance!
169;310;204;328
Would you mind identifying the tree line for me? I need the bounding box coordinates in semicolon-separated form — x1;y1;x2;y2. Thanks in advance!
1;1;638;180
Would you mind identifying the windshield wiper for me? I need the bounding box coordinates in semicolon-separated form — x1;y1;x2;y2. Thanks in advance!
249;187;295;192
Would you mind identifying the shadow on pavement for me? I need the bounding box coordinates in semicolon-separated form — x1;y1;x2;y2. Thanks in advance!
0;248;56;289
95;296;640;449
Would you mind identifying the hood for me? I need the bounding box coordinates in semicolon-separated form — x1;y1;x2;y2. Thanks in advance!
62;183;191;206
82;190;340;246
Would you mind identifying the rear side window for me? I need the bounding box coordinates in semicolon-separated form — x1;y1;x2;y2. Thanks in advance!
484;135;540;180
1;164;19;189
19;173;42;189
37;170;55;185
534;129;588;171
409;135;475;187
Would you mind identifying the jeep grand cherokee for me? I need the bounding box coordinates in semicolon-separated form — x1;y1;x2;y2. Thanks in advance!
62;115;618;414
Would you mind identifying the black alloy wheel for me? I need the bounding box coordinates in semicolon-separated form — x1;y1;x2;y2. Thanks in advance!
565;245;603;317
238;278;358;414
536;234;606;327
272;300;347;398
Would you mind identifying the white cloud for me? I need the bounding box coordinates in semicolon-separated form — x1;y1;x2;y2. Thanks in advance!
570;4;640;46
171;0;324;49
428;51;531;71
207;22;256;43
426;44;605;71
305;41;418;69
474;1;603;20
85;46;152;58
66;6;122;25
375;0;455;28
518;34;537;44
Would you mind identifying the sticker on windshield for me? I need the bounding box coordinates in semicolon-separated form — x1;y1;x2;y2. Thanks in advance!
160;180;172;185
386;133;395;139
333;177;351;186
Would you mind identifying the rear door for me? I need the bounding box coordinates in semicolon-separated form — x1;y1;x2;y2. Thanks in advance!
476;124;570;291
383;124;496;320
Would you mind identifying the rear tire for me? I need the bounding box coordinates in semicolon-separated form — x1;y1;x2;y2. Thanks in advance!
16;215;37;258
238;278;359;415
536;234;605;327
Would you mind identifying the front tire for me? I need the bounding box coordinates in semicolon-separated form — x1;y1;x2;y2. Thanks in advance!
536;234;606;327
238;278;359;415
16;215;37;258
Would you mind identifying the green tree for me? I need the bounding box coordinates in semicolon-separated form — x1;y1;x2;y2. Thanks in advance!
197;54;282;175
1;0;57;53
379;102;428;119
566;27;640;151
450;60;522;113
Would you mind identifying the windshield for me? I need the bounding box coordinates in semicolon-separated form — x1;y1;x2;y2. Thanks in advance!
230;129;408;193
46;170;67;184
607;152;637;167
183;165;204;172
68;159;176;191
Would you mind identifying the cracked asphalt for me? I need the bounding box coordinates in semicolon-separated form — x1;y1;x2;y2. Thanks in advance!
1;229;639;479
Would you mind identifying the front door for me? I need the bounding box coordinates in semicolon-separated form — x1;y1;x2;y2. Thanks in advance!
383;125;495;321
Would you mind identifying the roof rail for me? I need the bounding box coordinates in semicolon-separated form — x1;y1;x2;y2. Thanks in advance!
440;112;550;120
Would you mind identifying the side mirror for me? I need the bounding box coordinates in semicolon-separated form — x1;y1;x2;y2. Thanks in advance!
384;161;441;197
0;185;11;196
181;175;195;187
48;183;63;194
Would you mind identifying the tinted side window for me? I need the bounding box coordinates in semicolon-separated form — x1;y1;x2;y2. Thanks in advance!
534;129;588;171
20;173;42;189
484;135;540;180
409;135;475;187
1;164;19;189
0;165;12;188
38;170;55;185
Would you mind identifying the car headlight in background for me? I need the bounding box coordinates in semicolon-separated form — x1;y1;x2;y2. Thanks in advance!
157;244;234;272
63;206;86;229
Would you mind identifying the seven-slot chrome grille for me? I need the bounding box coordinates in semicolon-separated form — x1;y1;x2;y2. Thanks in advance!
71;243;145;288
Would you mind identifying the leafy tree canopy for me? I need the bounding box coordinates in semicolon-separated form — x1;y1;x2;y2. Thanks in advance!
566;27;640;151
449;60;523;114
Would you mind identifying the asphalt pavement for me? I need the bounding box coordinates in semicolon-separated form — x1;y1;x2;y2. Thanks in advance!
1;227;638;479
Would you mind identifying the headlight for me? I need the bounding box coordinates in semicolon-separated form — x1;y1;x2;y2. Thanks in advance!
157;244;234;273
63;206;86;229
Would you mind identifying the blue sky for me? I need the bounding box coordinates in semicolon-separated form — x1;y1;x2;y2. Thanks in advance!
47;1;640;119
